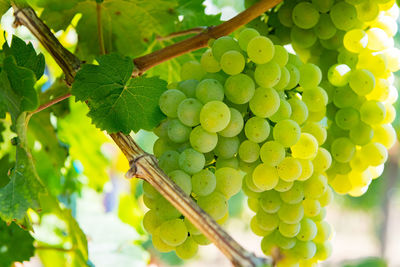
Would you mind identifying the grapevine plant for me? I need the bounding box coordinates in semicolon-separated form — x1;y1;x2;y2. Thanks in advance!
0;0;399;267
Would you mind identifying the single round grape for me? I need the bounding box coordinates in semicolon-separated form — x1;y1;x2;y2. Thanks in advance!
238;140;260;163
285;64;301;90
360;142;388;166
301;122;327;146
260;190;282;213
273;119;301;147
288;98;309;125
176;236;198;259
256;211;280;231
274;231;297;250
270;98;292;122
178;148;205;174
252;163;279;190
331;137;355;163
191;169;216;197
275;179;294;193
278;203;304;224
292;241;317;260
195;79;224;104
291;133;319;160
200;49;220;73
244;116;270;143
220;50;245;75
250;216;272;237
197;191;228;220
219;108;244;137
314;221;332;243
356;0;380;22
178;79;198;98
328;64;352;87
297;218;317;241
200;101;231;133
298;159;314;181
335;108;360;130
372;124;397;149
299;63;322;89
211;36;241;61
279;221;301;238
153;137;178;158
312;0;334;13
254;61;281;88
280;182;304;204
259;141;286;167
247;36;275;64
224;74;255;104
169;170;192;195
215;167;243;198
274;66;290;91
238;28;260;51
330;2;358;31
214;136;240;159
152;228;174;253
314;13;336;40
314;241;332;261
181;61;205;81
272;45;289;67
360;100;386;125
216;157;239;170
167;119;191;143
312;148;332;173
245;173;263;193
249;87;280;118
192;233;211;245
159;150;180;174
177;98;202;127
349;69;375;96
190;125;218;153
277;157;302;182
333;85;361;108
303;198;321;218
303;173;328;199
291;26;317;48
159;219;188;246
159;89;186;117
343;29;368;53
303;87;329;113
143;210;165;234
318;187;333;207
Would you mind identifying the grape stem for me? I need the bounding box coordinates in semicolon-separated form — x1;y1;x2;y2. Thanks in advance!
11;1;282;266
156;27;208;41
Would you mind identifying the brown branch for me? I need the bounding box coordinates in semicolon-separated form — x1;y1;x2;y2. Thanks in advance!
11;1;282;266
156;27;207;41
96;2;105;55
29;93;71;116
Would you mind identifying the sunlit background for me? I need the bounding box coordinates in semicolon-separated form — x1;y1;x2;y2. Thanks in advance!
1;1;400;267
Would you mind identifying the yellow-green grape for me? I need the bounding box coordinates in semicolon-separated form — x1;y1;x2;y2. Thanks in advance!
143;210;165;235
152;227;175;253
298;159;314;181
250;216;272;236
181;61;205;81
299;63;322;88
211;36;241;61
335;107;360;130
286;63;301;90
191;169;216;197
249;87;280;118
214;136;240;159
238;28;260;51
349;122;373;145
314;221;332;243
312;148;332;173
330;2;358;31
302;198;321;218
256;211;280;231
288;97;309;125
177;98;202;127
159;89;186;118
216;157;239;169
252;163;280;190
261;233;278;256
200;49;221;73
367;78;390;102
301;122;327;146
280;182;304;204
260;190;282;213
200;100;231;132
314;241;332;261
273;119;301;147
291;133;319;160
274;231;297;250
291;26;317;48
169;170;192;195
292;2;320;29
215;167;243;198
297;218;317;241
270;99;292;122
219;108;244;137
343;29;368;53
372;124;396;149
159;150;180;174
349;69;375;96
178;79;198;98
279;221;301;238
159;219;188;246
254;61;282;88
333;85;360;108
328;64;351;87
224;73;255;104
260;141;286;167
167;119;191;143
274;66;291;91
245;174;264;193
220;50;245;75
178;148;205;174
331;137;355;163
192;234;211;246
197;191;228;220
360;100;386;125
275;179;294;193
176;237;199;259
245;116;271;143
195;79;224;104
247;197;259;213
239;140;260;163
189;126;218;153
303;173;328;199
272;45;289;67
277;157;302;182
278;202;304;224
360;142;388;166
247;36;275;64
348;169;372;188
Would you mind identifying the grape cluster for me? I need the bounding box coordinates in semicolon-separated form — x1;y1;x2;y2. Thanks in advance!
147;27;334;265
268;0;400;197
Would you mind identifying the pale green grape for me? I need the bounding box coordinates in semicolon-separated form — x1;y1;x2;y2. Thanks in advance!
277;157;303;182
272;45;289;67
260;190;282;213
261;234;277;256
154;120;169;138
301;122;327;146
238;140;260;163
181;61;205;81
279;221;301;238
314;242;332;261
260;141;286;167
220;50;245;75
280;182;304;204
338;49;359;69
270;98;292;122
252;163;280;190
152;228;174;253
278;203;304;224
275;179;294;193
360;142;388;166
169;170;192;195
238;28;260;51
330;2;358;31
176;236;198;259
274;66;290;91
256;211;280;231
195;79;224;104
249;87;280;118
219;108;244;137
224;74;255;104
244;116;271;143
331;137;356;163
215;167;243;198
247;36;275;64
178;79;198;98
349;69;375;96
360;100;386;125
288;98;309;125
312;148;332;173
167;119;191;143
200;49;220;73
314;221;332;243
299;64;322;89
335;108;360;130
159;150;180;174
250;216;272;236
292;241;317;260
298;159;314;181
153;137;178;158
190;126;218;153
302;198;321;217
191;170;216;197
211;36;241;61
197;191;228;220
291;133;319;160
143;210;165;234
214;136;240;159
312;0;334;13
273;119;301;147
333;85;361;108
200;100;231;132
343;29;368;53
302;87;328;112
254;61;282;88
285;64;301;90
328;64;352;87
178;148;205;174
159;89;186;117
177;98;202;127
314;207;327;222
303;173;328;199
372;124;397;149
314;13;336;40
274;231;297;250
356;0;380;22
216;157;239;169
318;187;333;207
245;173;264;193
143;181;161;199
297;218;317;241
278;2;294;27
192;233;211;245
291;26;317;48
248;197;260;213
159;219;188;246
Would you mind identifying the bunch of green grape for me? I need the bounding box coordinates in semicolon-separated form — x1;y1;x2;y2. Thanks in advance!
267;0;400;197
146;27;334;265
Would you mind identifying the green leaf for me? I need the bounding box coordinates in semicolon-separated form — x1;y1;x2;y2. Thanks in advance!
0;219;35;267
3;35;45;79
72;54;167;134
0;121;5;143
0;0;10;19
0;154;13;188
177;0;221;30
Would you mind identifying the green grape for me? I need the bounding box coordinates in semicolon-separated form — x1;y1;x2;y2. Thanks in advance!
181;61;205;81
152;228;175;253
303;173;328;199
273;119;301;147
274;66;290;91
192;233;211;246
197;191;228;220
245;173;264;193
356;0;379;22
190;125;218;153
335;108;360;130
301;122;327;146
320;30;346;50
143;181;161;199
292;241;317;260
256;211;280;231
277;157;302;182
248;197;260;213
261;233;278;256
278;2;294;27
238;140;260;163
252;163;280;190
200;100;231;132
178;79;198;98
143;195;156;209
260;141;286;167
249;87;280;118
312;0;334;13
312;148;332;173
154;120;169;138
254;61;282;88
279;221;301;238
297;218;317;241
215;167;243;198
200;49;221;73
216;157;239;169
313;207;327;222
153;196;182;220
239;159;260;175
178;148;205;174
177;98;202;127
153;137;178;158
247;36;275;64
288;98;309;125
298;159;314;181
169;170;192;195
330;2;358;31
224;74;255;104
195;79;224;104
159;89;186;117
343;29;368;53
159;150;180;174
360;142;388;166
220;50;245;75
238;28;260;51
285;63;301;90
274;231;297;250
176;236;198;259
291;26;317;48
331;137;355;163
184;218;200;235
303;198;321;218
270;98;292;122
203;72;228;85
299;64;322;89
318;187;333;207
211;36;241;61
143;210;165;234
214;136;240;159
291;133;319;160
314;241;332;261
159;219;188;246
250;216;272;236
260;190;282;213
338;49;359;69
272;45;289;67
360;100;386;125
333;85;361;108
372;124;397;149
280;182;304;204
314;13;337;40
167;119;191;143
328;64;352;87
349;69;375;96
219;108;244;137
367;78;390;102
244;116;271;143
278;203;304;224
314;221;332;243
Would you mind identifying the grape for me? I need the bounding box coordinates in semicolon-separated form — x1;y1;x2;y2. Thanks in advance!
216;157;239;169
280;182;304;204
301;122;327;146
299;63;322;89
277;157;303;182
360;100;386;125
331;137;355;163
143;210;165;234
335;108;360;130
177;98;202;127
275;179;294;193
274;231;297;250
273;119;301;147
167;119;191;143
197;192;228;220
159;89;186;117
292;2;320;29
190;126;218;153
297;218;317;241
244;116;271;143
314;221;332;243
191;170;215;197
220;50;245;75
278;203;304;224
219;108;244;137
314;13;336;40
214;136;240;159
181;61;205;81
272;45;289;67
314;242;332;261
249;87;280;118
274;66;290;91
288;98;309;125
224;74;255;104
303;198;321;217
178;148;205;174
278;2;294;27
152;228;175;253
285;64;301;90
192;233;211;246
252;163;280;190
215;167;243;198
211;36;241;61
200;49;221;73
328;64;351;87
360;142;388;166
270;99;292;122
200;101;231;132
356;0;380;22
176;237;198;259
159;150;180;174
238;140;260;163
291;133;319;160
159;219;188;246
343;29;368;53
349;69;375;96
153;198;182;220
333;85;361;108
238;28;260;50
254;61;281;88
298;159;314;181
256;211;280;231
312;148;332;173
195;79;224;104
247;36;275;64
169;170;192;195
178;79;198;98
312;0;334;13
330;2;358;31
293;241;317;260
304;174;328;199
260;190;282;213
260;141;286;166
372;124;396;149
250;216;271;236
291;26;317;48
279;221;301;238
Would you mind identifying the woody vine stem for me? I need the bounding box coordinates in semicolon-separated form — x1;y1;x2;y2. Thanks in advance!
11;1;282;266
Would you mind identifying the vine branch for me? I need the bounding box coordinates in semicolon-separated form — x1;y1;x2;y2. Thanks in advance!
11;1;282;266
156;27;207;41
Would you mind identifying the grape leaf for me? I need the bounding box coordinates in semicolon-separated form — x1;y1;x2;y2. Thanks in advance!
3;35;45;79
0;219;35;267
72;54;167;134
0;121;5;143
0;154;13;188
176;0;221;30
